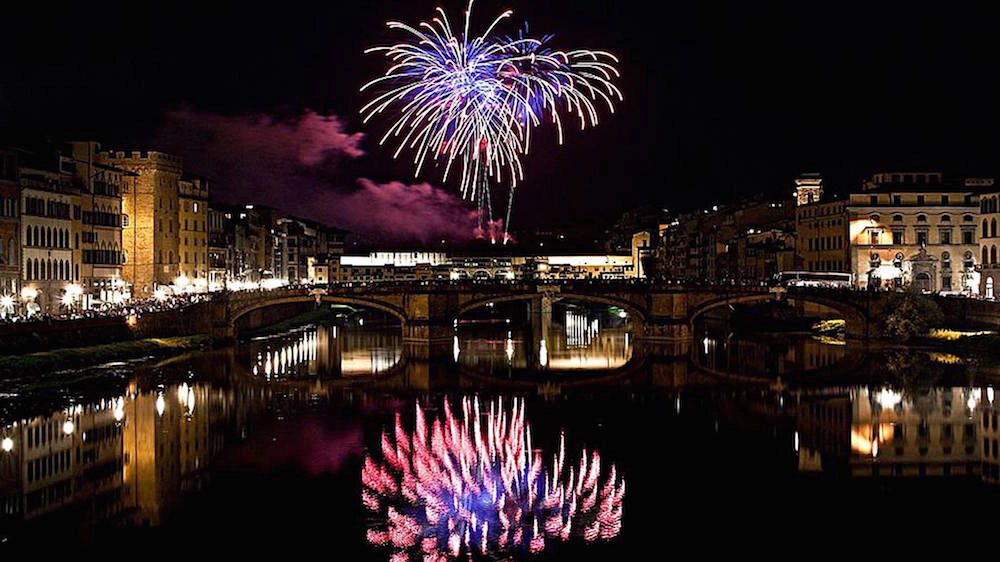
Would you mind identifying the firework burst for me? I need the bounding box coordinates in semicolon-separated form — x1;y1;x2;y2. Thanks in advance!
361;1;622;242
362;396;625;561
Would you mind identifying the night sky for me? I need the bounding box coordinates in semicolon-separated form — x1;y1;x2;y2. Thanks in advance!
2;0;998;239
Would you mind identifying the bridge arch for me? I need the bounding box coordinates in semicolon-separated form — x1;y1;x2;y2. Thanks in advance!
688;291;869;338
226;293;408;336
456;292;647;325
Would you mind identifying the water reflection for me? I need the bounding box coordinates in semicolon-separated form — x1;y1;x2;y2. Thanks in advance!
457;306;632;377
795;384;995;480
363;396;624;560
696;321;849;378
8;317;1000;551
1;381;270;527
245;324;402;380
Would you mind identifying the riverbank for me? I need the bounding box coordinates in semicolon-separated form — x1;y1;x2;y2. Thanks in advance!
0;335;210;378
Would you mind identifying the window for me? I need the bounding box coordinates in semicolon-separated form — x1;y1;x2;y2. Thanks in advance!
892;230;904;245
917;231;928;246
940;230;951;245
892;214;903;222
942;252;951;270
942;195;950;205
870;195;878;205
869;230;880;245
941;215;951;222
964;230;974;244
893;195;901;205
917;214;927;222
964;214;974;222
917;195;925;205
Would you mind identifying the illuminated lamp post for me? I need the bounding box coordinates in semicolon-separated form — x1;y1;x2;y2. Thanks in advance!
20;286;38;318
61;283;83;315
0;294;14;320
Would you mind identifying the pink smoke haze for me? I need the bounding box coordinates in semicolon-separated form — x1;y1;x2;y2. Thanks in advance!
154;109;487;244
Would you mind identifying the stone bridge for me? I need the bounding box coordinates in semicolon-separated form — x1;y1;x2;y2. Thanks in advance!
202;282;882;357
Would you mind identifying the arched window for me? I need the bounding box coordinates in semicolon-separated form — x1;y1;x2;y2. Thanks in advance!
46;227;52;248
983;246;989;265
992;246;997;266
983;219;988;238
6;238;12;265
892;214;903;222
57;260;63;280
992;219;997;238
25;227;31;246
33;226;39;247
941;214;951;222
917;214;927;223
65;260;70;280
965;214;975;222
46;259;52;280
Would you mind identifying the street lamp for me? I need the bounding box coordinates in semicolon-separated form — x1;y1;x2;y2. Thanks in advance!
1;436;12;453
0;294;14;319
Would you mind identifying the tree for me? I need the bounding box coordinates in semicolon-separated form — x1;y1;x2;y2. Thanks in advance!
877;288;944;342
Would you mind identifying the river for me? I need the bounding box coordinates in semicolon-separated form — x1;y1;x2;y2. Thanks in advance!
2;302;1000;555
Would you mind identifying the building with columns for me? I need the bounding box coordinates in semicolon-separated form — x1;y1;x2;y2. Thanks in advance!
847;172;984;292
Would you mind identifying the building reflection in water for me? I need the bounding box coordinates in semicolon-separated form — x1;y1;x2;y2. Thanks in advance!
697;326;848;377
457;306;632;375
796;385;997;480
246;324;402;380
363;396;624;560
0;381;270;528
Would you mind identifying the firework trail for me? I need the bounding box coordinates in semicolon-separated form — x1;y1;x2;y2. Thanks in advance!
361;1;622;242
362;396;625;561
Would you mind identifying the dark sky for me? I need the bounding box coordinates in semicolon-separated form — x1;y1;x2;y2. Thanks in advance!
2;0;998;234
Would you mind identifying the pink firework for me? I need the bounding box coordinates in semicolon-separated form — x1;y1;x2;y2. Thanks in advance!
362;396;625;560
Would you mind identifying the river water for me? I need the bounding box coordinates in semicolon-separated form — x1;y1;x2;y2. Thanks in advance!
3;303;1000;555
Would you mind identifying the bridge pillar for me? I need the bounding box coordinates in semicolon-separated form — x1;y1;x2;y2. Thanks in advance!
211;297;236;344
636;292;691;356
402;293;460;360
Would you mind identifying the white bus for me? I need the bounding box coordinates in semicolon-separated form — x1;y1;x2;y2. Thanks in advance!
775;271;853;288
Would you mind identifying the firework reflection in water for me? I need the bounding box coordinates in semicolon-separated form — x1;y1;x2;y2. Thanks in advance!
362;396;624;560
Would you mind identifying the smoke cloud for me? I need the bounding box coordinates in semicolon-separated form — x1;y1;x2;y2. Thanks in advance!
153;109;487;244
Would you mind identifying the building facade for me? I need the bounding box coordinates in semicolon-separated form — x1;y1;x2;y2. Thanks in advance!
977;191;1000;298
795;176;849;274
67;142;129;306
0;149;18;296
103;150;183;296
178;176;209;288
848;173;982;292
19;163;79;314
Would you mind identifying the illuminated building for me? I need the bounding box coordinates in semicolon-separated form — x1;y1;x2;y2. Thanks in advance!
207;203;231;287
102;150;184;296
178;176;209;286
0;148;18;296
848;173;983;292
794;174;849;273
660;198;794;283
977;188;1000;298
67;142;131;306
793;172;824;206
19;158;79;314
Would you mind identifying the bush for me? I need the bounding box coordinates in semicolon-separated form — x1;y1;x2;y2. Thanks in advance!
877;289;944;342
